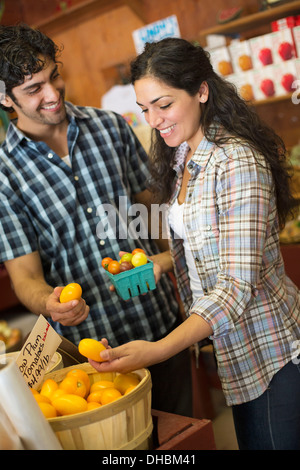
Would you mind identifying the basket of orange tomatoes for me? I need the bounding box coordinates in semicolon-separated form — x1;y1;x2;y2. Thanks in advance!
33;355;152;450
102;248;156;300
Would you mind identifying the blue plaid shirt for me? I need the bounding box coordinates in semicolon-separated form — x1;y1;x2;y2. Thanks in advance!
0;102;179;347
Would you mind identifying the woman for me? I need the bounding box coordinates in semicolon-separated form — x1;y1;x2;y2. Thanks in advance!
91;38;300;450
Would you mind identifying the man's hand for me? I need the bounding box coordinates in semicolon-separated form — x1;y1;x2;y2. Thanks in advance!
46;286;90;326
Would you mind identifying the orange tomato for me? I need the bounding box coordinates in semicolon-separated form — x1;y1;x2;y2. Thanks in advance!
113;373;140;395
59;375;87;398
90;380;115;393
78;338;107;362
33;393;51;404
66;369;91;395
38;402;57;419
30;387;39;395
107;260;121;275
60;282;82;303
124;385;136;395
86;391;103;404
131;252;147;267
100;387;122;405
50;389;67;404
87;402;102;411
131;248;145;256
52;394;87;416
101;257;113;270
40;378;59;399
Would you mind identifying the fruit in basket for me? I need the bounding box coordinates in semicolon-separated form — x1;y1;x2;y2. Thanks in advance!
101;257;113;270
90;380;115;393
60;282;82;303
120;252;133;263
114;373;140;394
131;248;145;256
66;369;91;395
33;393;52;404
37;369;142;418
52;394;88;416
50;389;67;403
40;378;59;399
78;338;107;362
87;390;104;403
59;375;87;398
99;387;122;405
38;402;58;418
119;261;133;272
87;402;102;410
131;252;148;267
107;260;121;275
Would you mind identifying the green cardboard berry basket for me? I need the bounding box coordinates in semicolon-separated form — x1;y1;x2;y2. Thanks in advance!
105;260;156;300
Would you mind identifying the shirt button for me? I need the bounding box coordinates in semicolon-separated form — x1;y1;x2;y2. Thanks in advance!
99;240;105;246
48;152;53;159
74;175;79;181
87;207;93;213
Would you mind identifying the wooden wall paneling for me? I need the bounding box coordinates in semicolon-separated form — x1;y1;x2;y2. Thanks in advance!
51;5;144;107
0;0;23;25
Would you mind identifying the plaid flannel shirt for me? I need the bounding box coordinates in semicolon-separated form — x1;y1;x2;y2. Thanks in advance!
167;133;300;405
0;102;179;347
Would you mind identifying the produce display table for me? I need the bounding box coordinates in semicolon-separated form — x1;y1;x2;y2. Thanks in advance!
152;410;216;450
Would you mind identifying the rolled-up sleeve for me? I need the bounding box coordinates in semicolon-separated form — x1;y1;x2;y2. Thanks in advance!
189;147;273;339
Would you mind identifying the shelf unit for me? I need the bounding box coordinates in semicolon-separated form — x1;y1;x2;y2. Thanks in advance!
198;0;300;39
198;2;300;107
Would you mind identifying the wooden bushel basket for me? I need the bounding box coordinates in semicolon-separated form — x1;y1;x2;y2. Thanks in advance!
44;362;153;450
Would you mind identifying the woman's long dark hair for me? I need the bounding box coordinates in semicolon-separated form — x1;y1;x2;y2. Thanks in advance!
130;37;296;228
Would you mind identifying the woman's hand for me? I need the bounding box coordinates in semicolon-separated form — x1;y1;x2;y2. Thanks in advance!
88;339;164;374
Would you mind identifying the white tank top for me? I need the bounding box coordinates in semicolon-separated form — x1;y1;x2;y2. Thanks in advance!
168;199;203;301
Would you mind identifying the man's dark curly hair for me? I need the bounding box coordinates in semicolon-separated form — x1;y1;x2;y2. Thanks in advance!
0;23;62;112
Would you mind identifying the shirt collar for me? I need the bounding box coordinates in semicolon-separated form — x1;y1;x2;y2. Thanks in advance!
173;123;222;172
5;101;89;153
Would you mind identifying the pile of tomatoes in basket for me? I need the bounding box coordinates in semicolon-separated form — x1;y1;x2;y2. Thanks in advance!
101;248;148;275
32;367;140;419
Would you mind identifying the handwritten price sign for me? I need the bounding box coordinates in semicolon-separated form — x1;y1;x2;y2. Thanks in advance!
16;316;62;389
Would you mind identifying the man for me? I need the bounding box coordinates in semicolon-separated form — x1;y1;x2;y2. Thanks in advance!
0;24;192;416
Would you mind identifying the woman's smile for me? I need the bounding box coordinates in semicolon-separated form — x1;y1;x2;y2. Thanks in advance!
135;76;205;150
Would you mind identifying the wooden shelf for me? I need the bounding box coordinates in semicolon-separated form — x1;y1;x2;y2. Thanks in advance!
198;0;300;39
33;0;146;35
251;92;294;106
